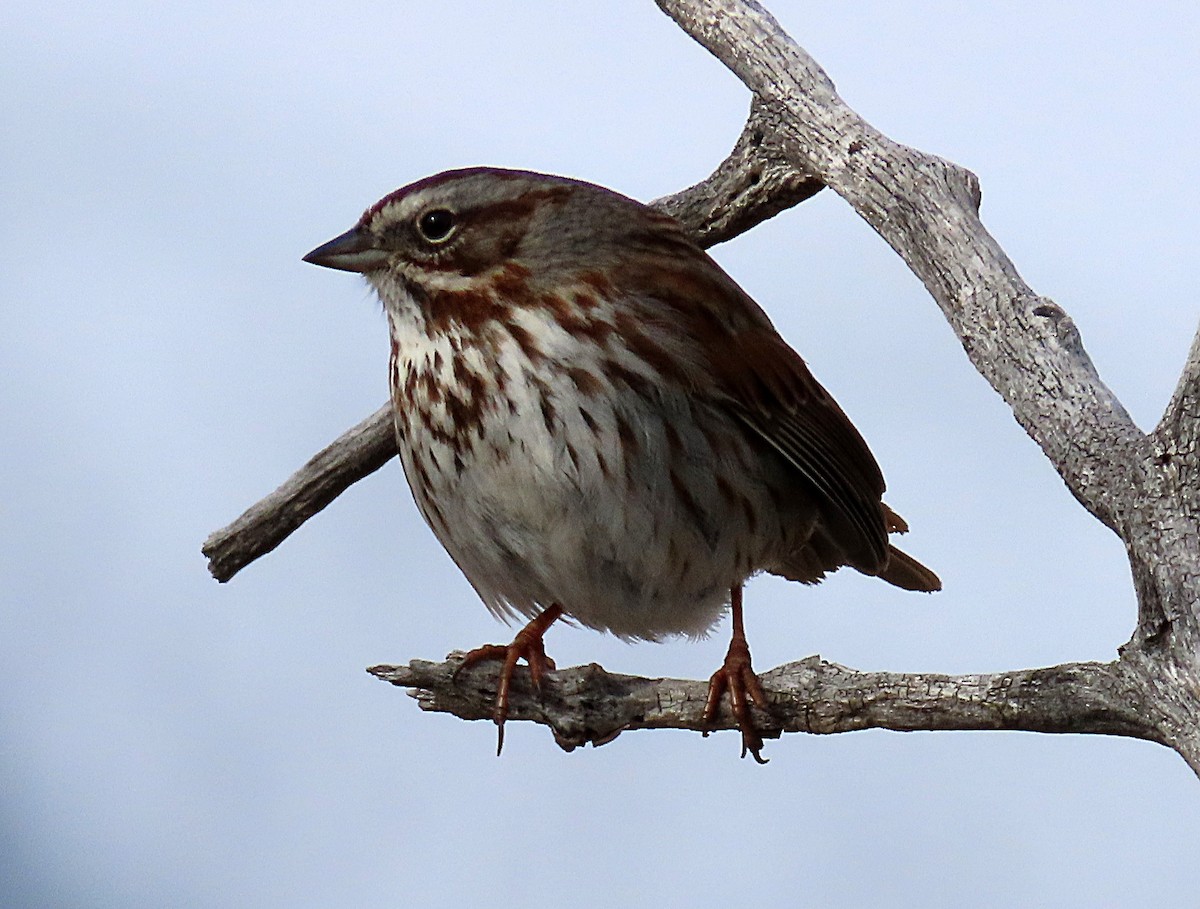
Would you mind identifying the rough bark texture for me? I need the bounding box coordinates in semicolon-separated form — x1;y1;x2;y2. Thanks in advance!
370;654;1163;752
205;0;1200;772
203;407;395;582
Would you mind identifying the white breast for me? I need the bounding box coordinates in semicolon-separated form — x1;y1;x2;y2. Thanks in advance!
383;287;812;641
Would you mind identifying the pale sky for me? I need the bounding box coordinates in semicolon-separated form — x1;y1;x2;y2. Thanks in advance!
4;2;1199;906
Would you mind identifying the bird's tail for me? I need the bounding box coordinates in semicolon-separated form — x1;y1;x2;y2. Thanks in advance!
877;544;941;592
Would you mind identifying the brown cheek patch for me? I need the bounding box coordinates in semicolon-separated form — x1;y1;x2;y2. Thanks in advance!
492;262;533;297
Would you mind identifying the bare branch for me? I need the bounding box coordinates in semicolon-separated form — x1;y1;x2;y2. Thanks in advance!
1154;321;1200;518
655;0;1151;536
1158;323;1200;440
652;97;823;245
371;654;1168;758
202;405;395;582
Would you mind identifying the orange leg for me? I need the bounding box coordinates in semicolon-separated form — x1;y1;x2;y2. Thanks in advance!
455;604;564;755
703;584;770;763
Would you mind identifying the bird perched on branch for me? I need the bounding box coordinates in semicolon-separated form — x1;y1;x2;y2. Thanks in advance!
304;167;939;761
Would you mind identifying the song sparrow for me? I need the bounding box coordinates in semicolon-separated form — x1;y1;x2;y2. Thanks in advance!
304;167;940;761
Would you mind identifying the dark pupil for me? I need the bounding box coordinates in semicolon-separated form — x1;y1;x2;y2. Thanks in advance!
419;209;454;241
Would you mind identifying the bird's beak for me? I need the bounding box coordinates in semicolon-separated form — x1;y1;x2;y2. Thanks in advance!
302;227;391;273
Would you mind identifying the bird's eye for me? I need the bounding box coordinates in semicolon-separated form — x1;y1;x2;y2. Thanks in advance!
417;209;456;243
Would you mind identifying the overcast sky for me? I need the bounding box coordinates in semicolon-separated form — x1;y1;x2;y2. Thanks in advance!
4;2;1200;906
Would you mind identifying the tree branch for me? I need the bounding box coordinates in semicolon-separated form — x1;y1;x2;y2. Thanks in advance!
652;97;823;245
203;406;395;582
655;0;1152;538
205;0;1200;772
1154;321;1200;521
370;654;1172;761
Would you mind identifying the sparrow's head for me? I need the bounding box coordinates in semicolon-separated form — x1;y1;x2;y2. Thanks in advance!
301;167;666;288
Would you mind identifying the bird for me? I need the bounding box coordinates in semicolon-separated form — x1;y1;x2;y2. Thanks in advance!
303;167;940;761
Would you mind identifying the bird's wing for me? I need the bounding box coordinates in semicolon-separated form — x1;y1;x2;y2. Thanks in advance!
612;244;889;573
714;326;888;573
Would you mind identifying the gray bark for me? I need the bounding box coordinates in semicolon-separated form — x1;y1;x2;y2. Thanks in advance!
203;407;395;583
204;0;1200;773
370;655;1163;752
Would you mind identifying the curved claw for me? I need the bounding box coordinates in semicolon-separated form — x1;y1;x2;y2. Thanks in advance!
453;604;563;755
703;648;769;763
702;584;771;764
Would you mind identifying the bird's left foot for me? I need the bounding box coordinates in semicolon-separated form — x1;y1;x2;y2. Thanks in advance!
703;585;771;763
453;604;563;755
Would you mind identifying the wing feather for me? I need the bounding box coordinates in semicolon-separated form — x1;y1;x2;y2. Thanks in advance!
610;243;889;573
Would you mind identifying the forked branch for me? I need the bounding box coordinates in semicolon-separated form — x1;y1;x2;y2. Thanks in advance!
205;0;1200;772
1155;324;1200;520
656;0;1151;535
